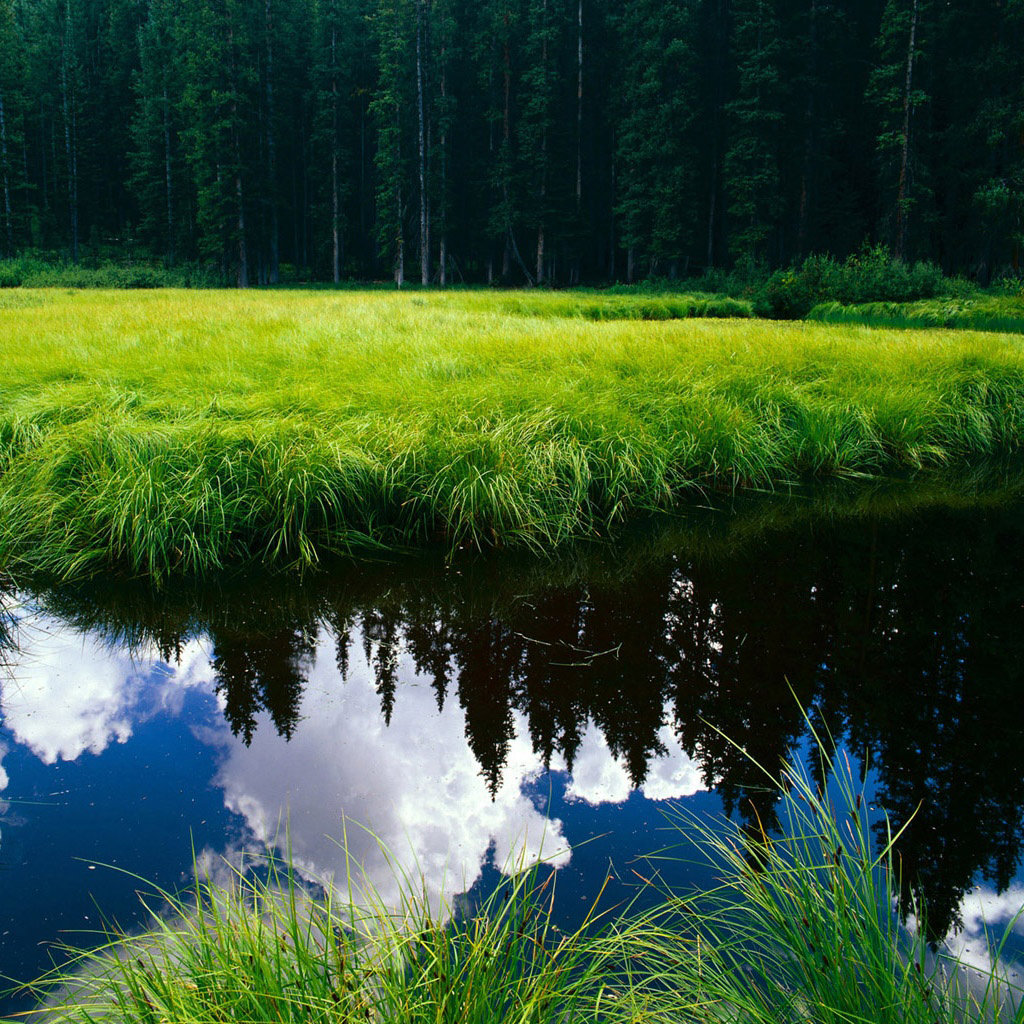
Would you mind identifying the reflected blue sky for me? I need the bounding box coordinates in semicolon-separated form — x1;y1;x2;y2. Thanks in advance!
0;607;715;1000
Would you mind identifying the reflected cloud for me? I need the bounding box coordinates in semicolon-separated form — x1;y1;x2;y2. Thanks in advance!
0;618;212;764
210;631;570;910
564;717;706;806
943;884;1024;988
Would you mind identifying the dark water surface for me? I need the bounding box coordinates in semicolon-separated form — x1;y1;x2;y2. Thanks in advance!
2;485;1024;1007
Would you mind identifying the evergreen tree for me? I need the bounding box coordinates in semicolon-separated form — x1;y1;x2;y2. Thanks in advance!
370;0;411;286
614;0;699;281
725;0;786;265
0;0;26;255
869;0;933;260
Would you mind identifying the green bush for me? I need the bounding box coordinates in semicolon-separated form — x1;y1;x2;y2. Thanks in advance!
0;256;223;289
755;248;969;319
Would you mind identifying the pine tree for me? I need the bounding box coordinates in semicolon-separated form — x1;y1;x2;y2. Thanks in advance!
869;0;933;260
131;0;184;264
370;0;411;286
0;0;25;256
725;0;785;265
614;0;699;280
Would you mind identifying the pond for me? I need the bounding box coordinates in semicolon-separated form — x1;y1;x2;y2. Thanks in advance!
2;483;1024;1009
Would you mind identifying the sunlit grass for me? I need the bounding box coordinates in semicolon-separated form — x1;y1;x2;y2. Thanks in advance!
2;289;1024;579
20;843;630;1024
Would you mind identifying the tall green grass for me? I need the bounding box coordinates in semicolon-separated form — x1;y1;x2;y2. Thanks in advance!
21;845;629;1024
2;290;1024;580
630;737;1024;1024
478;291;753;320
16;732;1023;1023
809;296;1024;334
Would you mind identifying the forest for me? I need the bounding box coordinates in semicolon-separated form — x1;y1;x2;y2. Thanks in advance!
0;0;1022;287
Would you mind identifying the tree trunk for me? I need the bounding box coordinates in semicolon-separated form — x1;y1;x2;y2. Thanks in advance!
61;3;79;265
575;0;582;207
895;0;918;261
395;109;404;289
331;26;340;284
229;25;248;287
439;54;448;287
796;0;817;258
536;0;548;285
416;0;429;286
265;0;279;283
162;84;175;266
0;85;12;257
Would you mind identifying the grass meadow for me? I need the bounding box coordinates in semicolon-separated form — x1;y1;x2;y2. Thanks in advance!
2;288;1024;579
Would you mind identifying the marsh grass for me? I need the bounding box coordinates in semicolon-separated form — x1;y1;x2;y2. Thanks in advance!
3;289;1024;579
20;842;631;1024
629;732;1024;1024
14;727;1024;1023
809;296;1024;334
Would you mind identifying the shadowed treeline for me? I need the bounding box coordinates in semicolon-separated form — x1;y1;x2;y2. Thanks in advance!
9;484;1024;940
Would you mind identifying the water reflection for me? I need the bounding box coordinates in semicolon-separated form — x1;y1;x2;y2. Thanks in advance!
3;488;1024;956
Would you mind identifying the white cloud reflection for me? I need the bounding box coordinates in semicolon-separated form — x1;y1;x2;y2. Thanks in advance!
0;623;212;764
0;609;707;912
941;884;1024;998
208;633;570;909
562;719;705;805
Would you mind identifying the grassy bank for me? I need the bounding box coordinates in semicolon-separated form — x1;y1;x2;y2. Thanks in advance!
21;740;1021;1023
809;295;1024;334
2;289;1024;579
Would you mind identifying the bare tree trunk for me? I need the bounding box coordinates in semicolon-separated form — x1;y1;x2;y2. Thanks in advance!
536;0;548;285
331;26;340;283
796;0;817;258
416;0;429;286
264;0;279;283
235;168;248;287
0;85;12;257
162;84;175;266
706;157;717;268
576;0;583;207
395;189;404;288
570;0;582;283
439;56;448;287
229;25;248;288
895;0;918;261
608;135;616;280
40;100;49;218
61;3;78;265
395;110;404;289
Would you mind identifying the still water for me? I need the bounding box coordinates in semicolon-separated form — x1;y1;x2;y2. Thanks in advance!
2;487;1024;1007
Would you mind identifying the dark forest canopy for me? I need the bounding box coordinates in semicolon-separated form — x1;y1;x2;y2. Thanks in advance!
0;0;1022;287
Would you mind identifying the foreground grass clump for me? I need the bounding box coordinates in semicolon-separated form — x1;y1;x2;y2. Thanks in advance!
809;295;1024;334
3;289;1024;579
24;851;627;1024
631;743;1023;1024
21;737;1023;1023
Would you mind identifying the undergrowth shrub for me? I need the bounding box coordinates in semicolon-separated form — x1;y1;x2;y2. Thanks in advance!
755;247;970;319
0;257;222;289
